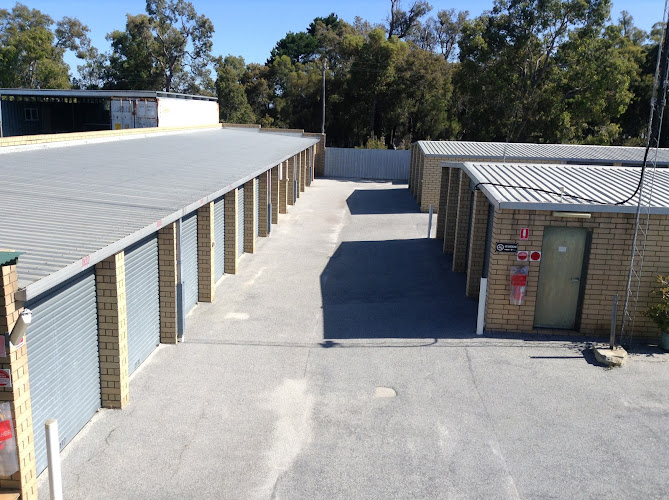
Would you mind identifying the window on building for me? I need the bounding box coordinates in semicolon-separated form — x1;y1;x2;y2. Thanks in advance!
24;108;39;121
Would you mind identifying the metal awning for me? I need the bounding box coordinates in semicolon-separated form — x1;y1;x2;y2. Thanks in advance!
420;140;669;166
453;162;669;214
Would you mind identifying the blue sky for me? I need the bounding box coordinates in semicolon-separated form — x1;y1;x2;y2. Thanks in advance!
20;0;666;75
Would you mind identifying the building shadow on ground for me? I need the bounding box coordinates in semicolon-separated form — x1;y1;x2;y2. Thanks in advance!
346;188;418;215
320;238;478;339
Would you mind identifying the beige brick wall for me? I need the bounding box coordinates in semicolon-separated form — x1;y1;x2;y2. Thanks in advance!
436;167;450;239
420;157;444;213
0;123;222;148
417;154;425;205
303;133;325;177
197;203;215;302
258;172;269;237
244;179;257;253
158;224;178;344
224;190;239;274
295;154;301;200
271;166;280;224
465;190;490;297
442;168;460;255
306;147;313;187
484;209;669;339
299;150;306;193
279;161;288;214
96;253;130;410
0;262;37;499
287;156;296;206
452;172;472;273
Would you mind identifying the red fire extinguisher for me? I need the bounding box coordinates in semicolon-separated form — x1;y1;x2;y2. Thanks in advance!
510;266;529;305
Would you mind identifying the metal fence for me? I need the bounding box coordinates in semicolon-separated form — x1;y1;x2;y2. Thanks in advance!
324;147;410;180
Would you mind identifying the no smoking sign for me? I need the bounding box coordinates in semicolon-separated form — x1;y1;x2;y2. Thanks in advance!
0;370;11;388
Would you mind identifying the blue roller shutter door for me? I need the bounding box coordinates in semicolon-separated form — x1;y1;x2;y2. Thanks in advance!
214;197;225;281
26;271;100;475
182;212;199;313
125;235;160;376
254;178;259;238
238;186;245;256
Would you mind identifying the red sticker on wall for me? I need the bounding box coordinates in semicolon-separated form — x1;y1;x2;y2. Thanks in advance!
0;420;13;442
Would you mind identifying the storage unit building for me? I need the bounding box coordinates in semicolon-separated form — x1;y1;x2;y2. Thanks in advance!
446;161;669;341
0;89;218;137
409;140;669;220
0;125;319;490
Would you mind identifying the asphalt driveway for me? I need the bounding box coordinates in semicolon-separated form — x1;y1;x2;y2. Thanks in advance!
38;178;669;499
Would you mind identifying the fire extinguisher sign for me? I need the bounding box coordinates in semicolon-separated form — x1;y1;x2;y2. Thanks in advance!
520;228;529;240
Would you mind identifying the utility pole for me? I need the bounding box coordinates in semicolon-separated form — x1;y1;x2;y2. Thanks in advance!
321;57;326;134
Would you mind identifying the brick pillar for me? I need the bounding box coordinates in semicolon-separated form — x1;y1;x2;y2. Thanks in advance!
466;190;490;297
224;190;238;274
96;253;130;409
417;154;424;205
258;171;269;237
436;167;450;240
287;157;296;206
420;158;441;213
279;161;288;214
0;259;37;499
306;148;312;187
158;224;178;344
197;203;215;302
299;150;306;193
296;153;302;199
271;166;280;223
244;179;256;253
453;172;472;273
443;168;459;255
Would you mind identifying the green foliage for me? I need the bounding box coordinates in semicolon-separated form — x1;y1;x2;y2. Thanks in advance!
105;0;214;93
643;275;669;332
4;1;659;149
357;136;387;149
0;3;93;89
106;14;162;90
214;55;254;123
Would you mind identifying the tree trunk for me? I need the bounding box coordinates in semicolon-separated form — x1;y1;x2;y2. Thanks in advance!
369;95;377;138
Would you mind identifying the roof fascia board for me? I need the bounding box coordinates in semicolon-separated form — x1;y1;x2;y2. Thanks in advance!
0;89;217;102
496;201;669;214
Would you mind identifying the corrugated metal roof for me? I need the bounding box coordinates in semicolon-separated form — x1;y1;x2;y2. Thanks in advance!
460;162;669;214
419;140;669;165
0;88;217;101
0;128;318;297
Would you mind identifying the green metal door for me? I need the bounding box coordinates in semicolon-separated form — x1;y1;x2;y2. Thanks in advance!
534;227;589;329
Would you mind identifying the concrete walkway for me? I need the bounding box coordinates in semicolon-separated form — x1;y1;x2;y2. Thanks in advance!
39;179;669;499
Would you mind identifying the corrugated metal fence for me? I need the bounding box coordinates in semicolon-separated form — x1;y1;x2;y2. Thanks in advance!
325;147;410;180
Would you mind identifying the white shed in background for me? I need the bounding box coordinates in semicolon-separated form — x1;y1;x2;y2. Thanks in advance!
111;95;219;130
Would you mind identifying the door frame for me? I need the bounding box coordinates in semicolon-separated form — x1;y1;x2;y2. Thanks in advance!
533;226;592;330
